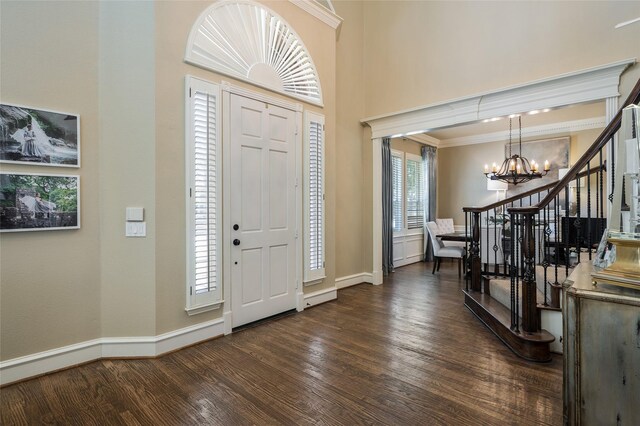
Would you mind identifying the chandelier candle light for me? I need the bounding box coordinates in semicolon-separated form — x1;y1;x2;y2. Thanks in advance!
483;115;550;185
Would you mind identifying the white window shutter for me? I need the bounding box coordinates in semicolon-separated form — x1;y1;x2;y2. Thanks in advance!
392;153;403;232
304;112;325;283
186;76;221;312
406;158;424;229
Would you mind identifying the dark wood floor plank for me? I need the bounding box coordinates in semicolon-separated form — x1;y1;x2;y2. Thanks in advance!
0;261;562;425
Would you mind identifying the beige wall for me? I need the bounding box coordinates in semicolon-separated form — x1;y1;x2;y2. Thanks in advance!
0;0;337;361
0;1;102;360
99;1;157;338
335;0;366;279
362;1;640;117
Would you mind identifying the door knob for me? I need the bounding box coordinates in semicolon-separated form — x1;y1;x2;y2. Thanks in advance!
233;239;241;246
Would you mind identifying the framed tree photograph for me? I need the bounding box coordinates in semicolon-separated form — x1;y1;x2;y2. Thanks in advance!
0;103;80;167
0;173;80;232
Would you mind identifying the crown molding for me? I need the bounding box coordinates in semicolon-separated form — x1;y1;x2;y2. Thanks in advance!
437;116;606;149
406;133;440;148
361;58;635;140
289;0;343;32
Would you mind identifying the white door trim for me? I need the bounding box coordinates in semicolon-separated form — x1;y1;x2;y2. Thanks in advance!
221;82;303;331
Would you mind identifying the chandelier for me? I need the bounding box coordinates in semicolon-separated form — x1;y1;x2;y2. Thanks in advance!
484;115;549;185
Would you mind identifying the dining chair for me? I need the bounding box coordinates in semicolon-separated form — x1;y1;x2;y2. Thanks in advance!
426;221;466;277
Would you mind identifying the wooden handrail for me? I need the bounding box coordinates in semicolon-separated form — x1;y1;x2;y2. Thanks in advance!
463;164;605;213
509;77;640;214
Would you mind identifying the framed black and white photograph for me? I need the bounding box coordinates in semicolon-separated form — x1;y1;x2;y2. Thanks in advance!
0;103;80;167
0;173;80;232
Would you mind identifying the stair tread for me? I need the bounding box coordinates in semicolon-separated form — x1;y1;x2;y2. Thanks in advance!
464;290;555;343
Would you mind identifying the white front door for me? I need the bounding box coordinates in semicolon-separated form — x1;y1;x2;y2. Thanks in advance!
229;93;297;328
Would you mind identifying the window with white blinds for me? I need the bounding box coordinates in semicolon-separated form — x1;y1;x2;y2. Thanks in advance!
185;76;222;313
406;157;424;229
304;112;325;283
391;153;403;232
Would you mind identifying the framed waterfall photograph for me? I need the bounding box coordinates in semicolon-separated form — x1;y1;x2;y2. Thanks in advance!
0;103;80;167
0;173;80;232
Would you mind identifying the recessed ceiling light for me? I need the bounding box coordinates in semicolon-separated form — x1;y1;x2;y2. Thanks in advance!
528;110;540;115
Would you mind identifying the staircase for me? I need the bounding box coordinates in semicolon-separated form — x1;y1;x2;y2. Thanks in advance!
462;78;640;362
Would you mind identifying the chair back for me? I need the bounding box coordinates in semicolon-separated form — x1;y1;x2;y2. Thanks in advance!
436;218;455;234
426;221;443;256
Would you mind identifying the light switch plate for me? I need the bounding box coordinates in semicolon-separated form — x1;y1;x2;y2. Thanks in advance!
126;222;146;237
126;207;144;222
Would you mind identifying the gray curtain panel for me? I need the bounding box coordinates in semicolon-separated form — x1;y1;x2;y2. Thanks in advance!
422;145;437;261
382;137;394;275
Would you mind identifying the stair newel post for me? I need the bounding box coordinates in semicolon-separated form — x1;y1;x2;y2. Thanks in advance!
521;212;538;333
470;211;482;292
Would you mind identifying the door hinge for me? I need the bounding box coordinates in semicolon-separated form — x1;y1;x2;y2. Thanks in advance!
295;230;299;239
190;188;192;197
323;261;325;268
190;286;193;295
189;88;192;98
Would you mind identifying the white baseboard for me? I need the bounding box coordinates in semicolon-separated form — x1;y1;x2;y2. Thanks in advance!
335;272;372;289
0;318;225;386
303;286;337;308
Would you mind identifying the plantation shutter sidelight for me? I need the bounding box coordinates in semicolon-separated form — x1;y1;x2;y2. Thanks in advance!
186;77;221;313
304;112;325;283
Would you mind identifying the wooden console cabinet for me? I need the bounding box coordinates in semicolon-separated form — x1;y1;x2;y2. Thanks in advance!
563;263;640;425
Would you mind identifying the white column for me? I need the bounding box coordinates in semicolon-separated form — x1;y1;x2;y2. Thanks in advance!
372;137;383;285
605;96;618;220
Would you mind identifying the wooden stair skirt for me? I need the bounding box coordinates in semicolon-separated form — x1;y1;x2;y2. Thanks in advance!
463;290;555;362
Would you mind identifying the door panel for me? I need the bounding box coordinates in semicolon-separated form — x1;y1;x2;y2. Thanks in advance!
269;150;288;230
230;94;297;327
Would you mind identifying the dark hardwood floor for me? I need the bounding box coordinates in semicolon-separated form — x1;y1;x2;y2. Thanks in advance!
1;261;563;425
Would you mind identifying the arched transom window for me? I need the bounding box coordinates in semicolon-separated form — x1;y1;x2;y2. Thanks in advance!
185;0;323;105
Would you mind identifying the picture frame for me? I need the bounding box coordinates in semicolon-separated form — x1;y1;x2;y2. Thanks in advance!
0;172;80;232
0;103;80;167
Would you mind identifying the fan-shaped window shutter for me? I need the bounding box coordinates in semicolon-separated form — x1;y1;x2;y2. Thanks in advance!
392;152;403;232
304;112;325;283
185;0;323;106
186;76;222;314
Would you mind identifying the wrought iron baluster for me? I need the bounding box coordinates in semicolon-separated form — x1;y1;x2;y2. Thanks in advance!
587;161;592;260
542;203;549;306
609;135;615;205
510;211;517;331
554;193;560;286
565;185;570;276
465;211;469;291
485;212;490;274
493;207;499;274
599;150;604;218
575;175;582;264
